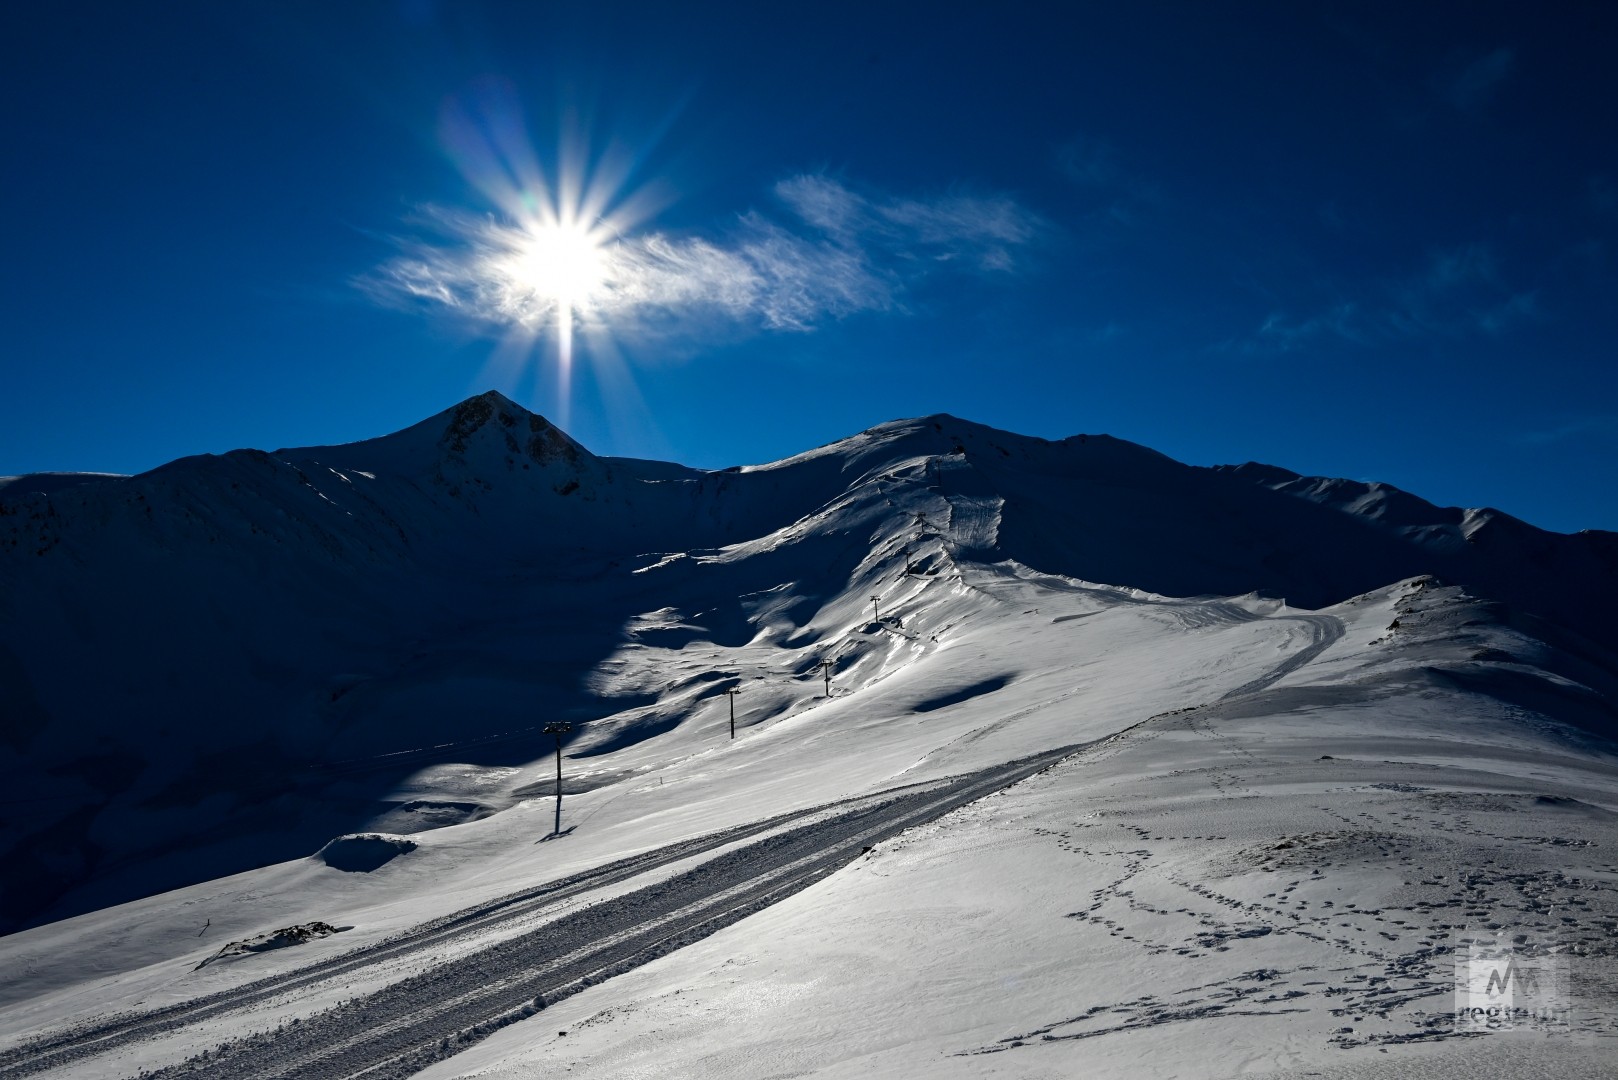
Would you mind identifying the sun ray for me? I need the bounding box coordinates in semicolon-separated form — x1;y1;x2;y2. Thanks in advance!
434;80;683;425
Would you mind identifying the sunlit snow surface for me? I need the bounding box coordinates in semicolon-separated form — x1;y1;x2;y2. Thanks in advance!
0;395;1613;1078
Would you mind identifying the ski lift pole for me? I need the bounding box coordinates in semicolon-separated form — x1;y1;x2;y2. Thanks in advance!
727;686;740;739
818;658;834;698
542;721;573;835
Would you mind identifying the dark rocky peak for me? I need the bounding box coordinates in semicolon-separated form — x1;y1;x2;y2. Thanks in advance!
276;391;595;478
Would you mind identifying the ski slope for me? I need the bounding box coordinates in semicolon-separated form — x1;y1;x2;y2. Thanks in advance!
1;395;1614;1078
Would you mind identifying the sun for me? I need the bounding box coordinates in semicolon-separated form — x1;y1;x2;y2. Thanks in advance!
431;81;656;423
485;213;617;419
504;220;608;311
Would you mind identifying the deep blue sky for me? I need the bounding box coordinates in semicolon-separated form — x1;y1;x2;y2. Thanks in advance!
4;2;1615;532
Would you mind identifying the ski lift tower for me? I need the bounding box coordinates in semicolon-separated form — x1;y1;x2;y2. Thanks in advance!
542;721;573;836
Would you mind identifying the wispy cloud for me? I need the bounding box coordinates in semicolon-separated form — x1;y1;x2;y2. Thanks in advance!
774;175;1038;272
360;175;1043;339
1386;243;1538;337
1234;243;1540;354
1251;304;1369;352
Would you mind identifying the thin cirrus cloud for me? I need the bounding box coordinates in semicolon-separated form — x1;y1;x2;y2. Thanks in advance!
1238;243;1540;354
360;174;1043;339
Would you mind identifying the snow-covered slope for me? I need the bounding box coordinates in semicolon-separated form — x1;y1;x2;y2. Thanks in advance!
1;393;1612;936
0;394;1614;1078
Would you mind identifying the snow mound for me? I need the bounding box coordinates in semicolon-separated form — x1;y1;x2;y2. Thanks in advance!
316;833;417;872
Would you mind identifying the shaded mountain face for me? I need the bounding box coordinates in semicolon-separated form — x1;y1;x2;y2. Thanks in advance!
0;392;1611;932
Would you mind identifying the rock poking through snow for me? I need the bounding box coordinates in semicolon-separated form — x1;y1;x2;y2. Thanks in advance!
197;922;351;968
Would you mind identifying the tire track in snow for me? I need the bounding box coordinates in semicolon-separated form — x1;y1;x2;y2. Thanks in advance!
147;745;1083;1080
0;792;931;1079
1;748;1083;1080
1217;614;1343;701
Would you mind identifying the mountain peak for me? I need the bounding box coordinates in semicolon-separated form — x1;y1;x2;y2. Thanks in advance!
441;391;581;457
812;413;1163;464
274;390;591;477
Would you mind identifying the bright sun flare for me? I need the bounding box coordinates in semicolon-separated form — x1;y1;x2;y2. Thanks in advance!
507;222;607;310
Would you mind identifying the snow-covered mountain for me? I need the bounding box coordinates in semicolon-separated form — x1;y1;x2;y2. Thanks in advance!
1;394;1614;1079
1;391;1613;935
